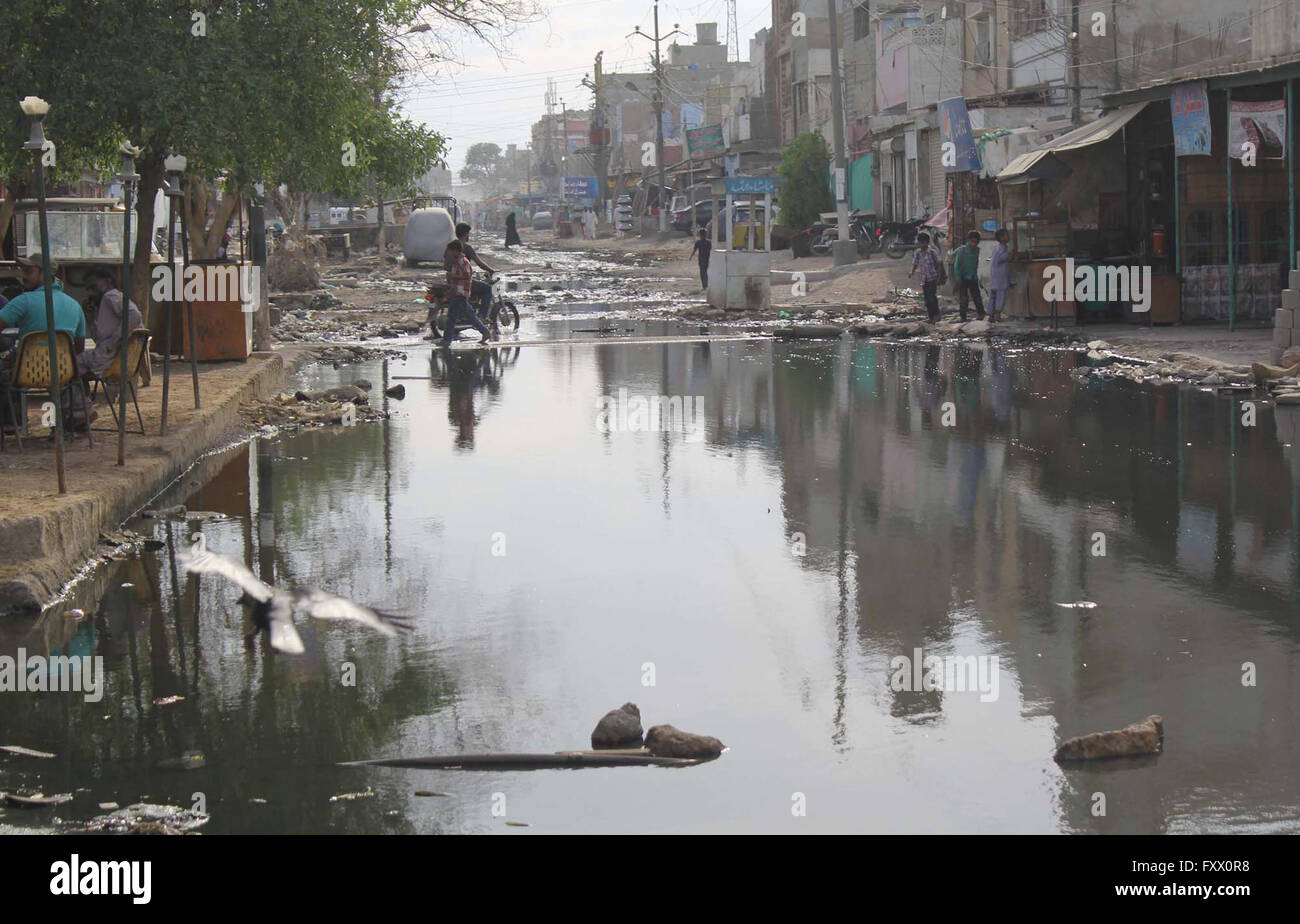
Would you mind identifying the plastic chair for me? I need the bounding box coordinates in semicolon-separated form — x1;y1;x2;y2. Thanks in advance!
4;330;93;451
87;328;152;435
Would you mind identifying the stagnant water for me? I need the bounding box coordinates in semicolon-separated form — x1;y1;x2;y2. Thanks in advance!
2;339;1299;834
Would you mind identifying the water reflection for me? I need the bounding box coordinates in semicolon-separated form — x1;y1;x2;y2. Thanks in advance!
2;339;1298;833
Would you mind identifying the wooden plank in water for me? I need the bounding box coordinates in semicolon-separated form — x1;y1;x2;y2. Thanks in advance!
339;750;704;771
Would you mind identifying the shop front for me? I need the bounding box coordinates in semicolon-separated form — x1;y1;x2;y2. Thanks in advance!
994;103;1179;323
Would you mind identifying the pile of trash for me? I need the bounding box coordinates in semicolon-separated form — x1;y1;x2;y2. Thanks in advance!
241;383;387;431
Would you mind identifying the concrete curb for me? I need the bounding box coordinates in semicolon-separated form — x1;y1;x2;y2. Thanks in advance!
0;347;309;614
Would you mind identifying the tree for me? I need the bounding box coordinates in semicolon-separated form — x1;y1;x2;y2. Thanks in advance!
776;131;833;230
460;142;503;188
0;0;537;312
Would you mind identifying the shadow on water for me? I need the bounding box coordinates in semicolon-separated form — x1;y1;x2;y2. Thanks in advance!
3;339;1299;833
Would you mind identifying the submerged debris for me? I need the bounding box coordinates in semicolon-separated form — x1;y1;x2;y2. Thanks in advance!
1055;601;1098;610
329;789;375;803
0;745;55;759
1055;715;1164;762
154;750;206;771
4;791;73;807
76;802;211;834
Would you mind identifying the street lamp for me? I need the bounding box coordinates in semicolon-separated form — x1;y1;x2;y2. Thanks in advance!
20;95;65;494
159;153;186;434
115;142;141;466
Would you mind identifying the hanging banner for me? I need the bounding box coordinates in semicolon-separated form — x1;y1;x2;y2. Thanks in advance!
1229;99;1286;160
1170;81;1211;156
686;124;726;159
937;97;981;172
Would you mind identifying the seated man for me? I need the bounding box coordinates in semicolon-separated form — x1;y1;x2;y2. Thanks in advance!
0;253;89;432
78;266;142;378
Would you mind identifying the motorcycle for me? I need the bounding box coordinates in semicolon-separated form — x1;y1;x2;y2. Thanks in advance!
880;214;935;259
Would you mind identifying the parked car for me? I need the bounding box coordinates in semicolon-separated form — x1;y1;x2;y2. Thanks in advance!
531;210;555;231
671;199;714;233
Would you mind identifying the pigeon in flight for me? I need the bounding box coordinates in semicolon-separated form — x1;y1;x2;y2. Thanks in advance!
179;546;412;654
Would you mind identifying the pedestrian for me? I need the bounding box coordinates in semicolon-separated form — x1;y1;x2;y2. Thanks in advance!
583;207;597;240
440;239;493;347
953;231;985;322
689;228;712;290
907;232;943;323
504;212;522;248
988;228;1012;323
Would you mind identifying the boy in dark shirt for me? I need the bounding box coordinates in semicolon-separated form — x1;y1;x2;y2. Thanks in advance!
689;228;712;290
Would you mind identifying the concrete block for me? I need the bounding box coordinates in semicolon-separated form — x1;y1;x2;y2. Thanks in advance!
1274;325;1291;347
1285;289;1300;311
1290;270;1300;290
1277;308;1295;329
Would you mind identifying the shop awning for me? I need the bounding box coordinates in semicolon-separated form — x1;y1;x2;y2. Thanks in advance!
996;103;1147;183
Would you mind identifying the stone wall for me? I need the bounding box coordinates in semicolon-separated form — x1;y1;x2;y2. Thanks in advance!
1271;252;1300;363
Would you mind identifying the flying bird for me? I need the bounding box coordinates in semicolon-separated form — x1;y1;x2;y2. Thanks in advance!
179;546;412;654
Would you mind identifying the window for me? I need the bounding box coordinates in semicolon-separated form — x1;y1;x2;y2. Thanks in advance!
973;13;992;66
1011;0;1050;40
853;3;870;41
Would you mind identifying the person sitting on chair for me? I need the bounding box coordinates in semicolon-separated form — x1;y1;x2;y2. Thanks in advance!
0;253;88;433
78;266;142;378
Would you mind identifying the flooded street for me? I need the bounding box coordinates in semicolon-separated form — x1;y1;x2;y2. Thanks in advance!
3;337;1299;834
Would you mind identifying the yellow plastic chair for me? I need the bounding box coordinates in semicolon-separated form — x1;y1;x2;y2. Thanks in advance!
87;328;152;435
4;330;93;451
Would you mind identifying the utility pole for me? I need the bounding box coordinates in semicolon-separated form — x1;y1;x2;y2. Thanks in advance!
583;52;609;217
632;3;685;240
1068;0;1082;126
827;0;855;265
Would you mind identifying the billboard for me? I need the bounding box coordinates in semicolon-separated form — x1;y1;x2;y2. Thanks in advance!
563;176;599;199
1171;81;1211;156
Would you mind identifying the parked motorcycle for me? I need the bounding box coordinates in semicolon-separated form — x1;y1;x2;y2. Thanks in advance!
880;214;935;259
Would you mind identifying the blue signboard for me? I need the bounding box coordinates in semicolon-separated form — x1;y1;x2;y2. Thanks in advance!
563;176;598;199
938;97;981;173
724;176;778;195
1171;81;1211;156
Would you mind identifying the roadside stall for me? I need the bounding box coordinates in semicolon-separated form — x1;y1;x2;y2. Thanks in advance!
995;104;1178;323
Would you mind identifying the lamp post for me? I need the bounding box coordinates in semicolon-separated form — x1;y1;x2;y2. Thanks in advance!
160;153;186;434
116;142;140;466
19;96;65;494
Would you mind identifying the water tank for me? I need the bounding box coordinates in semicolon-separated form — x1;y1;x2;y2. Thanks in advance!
696;22;718;45
403;207;455;268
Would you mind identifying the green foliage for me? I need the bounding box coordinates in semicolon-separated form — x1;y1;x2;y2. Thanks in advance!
776;132;833;229
459;141;503;186
0;1;464;227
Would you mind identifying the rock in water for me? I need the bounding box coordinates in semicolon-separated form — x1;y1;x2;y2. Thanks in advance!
591;702;644;749
644;724;725;760
960;319;991;336
1054;715;1163;762
384;384;406;399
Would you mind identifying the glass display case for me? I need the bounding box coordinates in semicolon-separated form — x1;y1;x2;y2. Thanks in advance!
14;210;136;262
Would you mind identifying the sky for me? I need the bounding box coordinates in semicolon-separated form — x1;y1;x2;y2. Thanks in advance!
400;0;774;179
